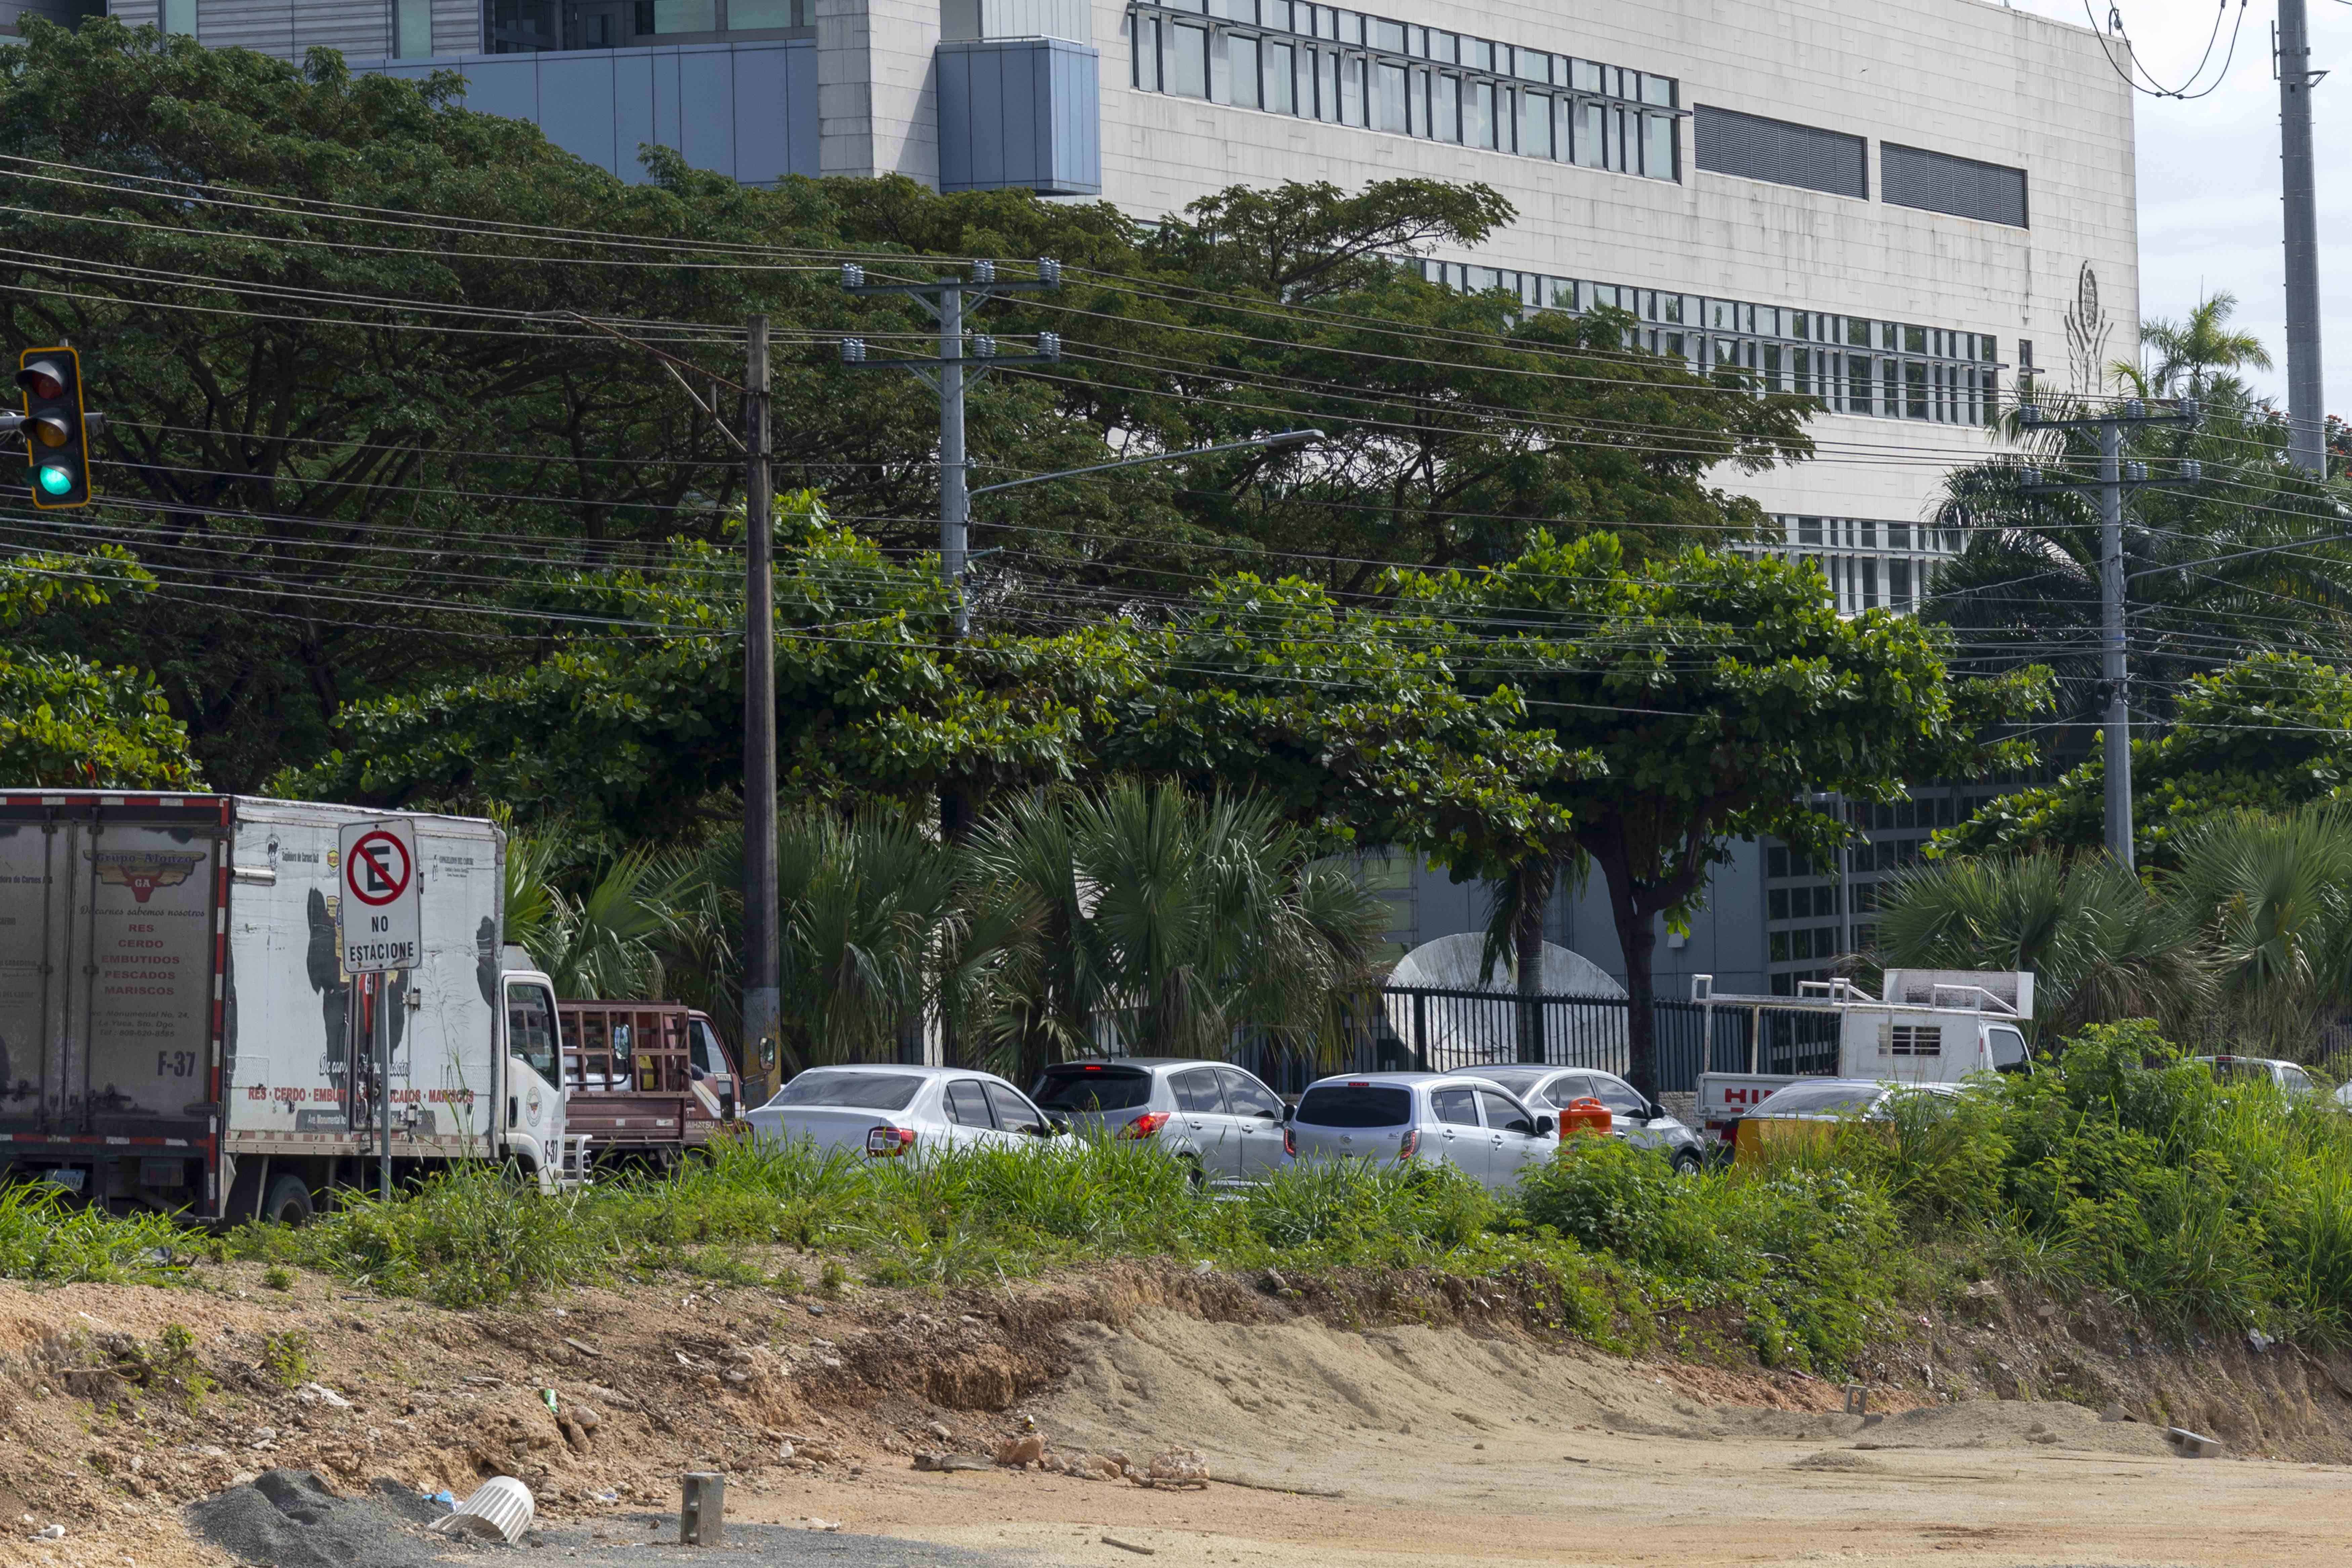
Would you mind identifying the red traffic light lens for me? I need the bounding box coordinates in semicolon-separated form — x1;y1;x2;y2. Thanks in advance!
16;363;65;401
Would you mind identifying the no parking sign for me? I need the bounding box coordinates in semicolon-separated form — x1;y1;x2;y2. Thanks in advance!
339;818;419;972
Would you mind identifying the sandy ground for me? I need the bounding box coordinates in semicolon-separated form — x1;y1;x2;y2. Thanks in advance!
716;1311;2352;1568
11;1272;2352;1568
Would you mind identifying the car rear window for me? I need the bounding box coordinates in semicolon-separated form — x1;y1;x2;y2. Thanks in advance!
1033;1065;1153;1111
1295;1084;1413;1128
1753;1082;1881;1116
772;1071;922;1111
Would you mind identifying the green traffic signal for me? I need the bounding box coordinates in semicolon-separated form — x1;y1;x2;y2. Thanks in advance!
16;347;89;509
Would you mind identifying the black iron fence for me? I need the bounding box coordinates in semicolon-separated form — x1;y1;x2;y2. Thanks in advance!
1194;985;1845;1096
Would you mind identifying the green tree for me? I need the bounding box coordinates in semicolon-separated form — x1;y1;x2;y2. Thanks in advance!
0;548;199;788
1937;652;2352;870
1398;533;2049;1096
959;779;1387;1086
1873;852;2210;1042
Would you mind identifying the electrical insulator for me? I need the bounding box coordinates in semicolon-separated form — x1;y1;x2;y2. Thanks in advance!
972;259;997;284
1036;257;1062;288
841;263;864;290
2017;466;2042;488
2125;398;2145;420
2018;406;2043;427
2126;461;2147;481
971;335;998;359
1038;332;1062;362
840;338;867;364
2181;459;2203;481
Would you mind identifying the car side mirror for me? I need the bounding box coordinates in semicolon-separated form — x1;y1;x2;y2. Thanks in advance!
1282;1105;1294;1123
1646;1101;1667;1121
1047;1115;1069;1135
1260;1106;1283;1119
1535;1114;1556;1136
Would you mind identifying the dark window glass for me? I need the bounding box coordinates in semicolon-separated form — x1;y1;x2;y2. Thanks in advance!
944;1079;995;1127
1295;1084;1413;1128
985;1081;1047;1133
1430;1086;1480;1126
1882;143;2028;227
1033;1064;1153;1111
1219;1068;1285;1118
1692;105;1863;197
1476;1089;1535;1134
1172;1068;1229;1113
506;985;560;1084
774;1070;923;1111
1541;1074;1592;1107
1588;1074;1645;1117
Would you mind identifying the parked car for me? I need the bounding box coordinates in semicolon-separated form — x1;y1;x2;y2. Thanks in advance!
1731;1077;1962;1166
1282;1072;1558;1191
2194;1055;2318;1097
1031;1058;1289;1185
1471;1065;1708;1174
745;1065;1068;1159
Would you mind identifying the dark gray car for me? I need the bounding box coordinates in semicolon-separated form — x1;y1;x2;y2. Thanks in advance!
1474;1065;1708;1173
1031;1058;1289;1185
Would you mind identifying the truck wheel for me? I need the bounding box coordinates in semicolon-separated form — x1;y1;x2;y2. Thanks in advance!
262;1175;315;1227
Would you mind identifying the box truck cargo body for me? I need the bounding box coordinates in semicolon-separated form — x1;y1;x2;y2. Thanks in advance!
0;790;572;1219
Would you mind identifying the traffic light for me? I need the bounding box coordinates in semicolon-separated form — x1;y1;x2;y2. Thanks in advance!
17;348;89;508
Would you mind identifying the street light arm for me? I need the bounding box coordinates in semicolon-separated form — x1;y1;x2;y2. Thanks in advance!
968;430;1323;497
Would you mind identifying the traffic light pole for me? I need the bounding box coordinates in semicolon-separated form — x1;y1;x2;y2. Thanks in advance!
742;316;781;1102
2018;397;2203;871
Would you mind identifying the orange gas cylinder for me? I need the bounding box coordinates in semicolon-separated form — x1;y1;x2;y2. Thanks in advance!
1557;1096;1613;1138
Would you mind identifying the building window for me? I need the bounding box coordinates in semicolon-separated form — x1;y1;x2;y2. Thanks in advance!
393;0;432;54
1883;142;2029;227
161;0;196;32
1125;2;1679;182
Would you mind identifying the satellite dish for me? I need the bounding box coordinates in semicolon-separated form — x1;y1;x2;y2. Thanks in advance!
1381;933;1626;1070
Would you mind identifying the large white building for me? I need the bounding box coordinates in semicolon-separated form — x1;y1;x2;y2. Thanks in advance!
89;0;2142;1004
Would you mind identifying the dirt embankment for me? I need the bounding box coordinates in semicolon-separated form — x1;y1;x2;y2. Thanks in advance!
3;1256;2352;1565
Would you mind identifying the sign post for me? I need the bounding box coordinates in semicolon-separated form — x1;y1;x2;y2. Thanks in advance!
340;819;419;1199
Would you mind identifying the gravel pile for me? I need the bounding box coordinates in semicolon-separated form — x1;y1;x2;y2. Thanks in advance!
186;1469;467;1568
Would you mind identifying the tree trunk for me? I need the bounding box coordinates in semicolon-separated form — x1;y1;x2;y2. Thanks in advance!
1592;839;1662;1099
1514;858;1554;1064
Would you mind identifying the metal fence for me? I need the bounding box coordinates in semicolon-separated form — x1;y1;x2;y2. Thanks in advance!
1201;986;1846;1096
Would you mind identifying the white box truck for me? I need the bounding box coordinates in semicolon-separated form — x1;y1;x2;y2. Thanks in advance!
0;789;579;1221
1691;969;2034;1150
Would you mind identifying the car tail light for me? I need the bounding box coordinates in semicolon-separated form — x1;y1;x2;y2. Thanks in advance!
1118;1112;1172;1140
1283;1126;1296;1157
1397;1129;1420;1161
865;1125;915;1157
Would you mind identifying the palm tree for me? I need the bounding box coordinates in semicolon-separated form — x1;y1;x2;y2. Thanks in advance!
1873;851;2211;1041
504;830;684;1000
961;780;1388;1085
2119;292;2274;401
2170;807;2352;1055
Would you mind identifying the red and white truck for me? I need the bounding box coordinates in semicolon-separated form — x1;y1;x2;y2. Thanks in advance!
0;790;581;1221
1690;969;2035;1149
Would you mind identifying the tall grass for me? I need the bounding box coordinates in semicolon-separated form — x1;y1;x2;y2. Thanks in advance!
32;1018;2352;1373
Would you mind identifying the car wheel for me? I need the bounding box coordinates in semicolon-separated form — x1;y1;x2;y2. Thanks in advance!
1180;1156;1207;1191
262;1174;316;1227
1670;1149;1703;1177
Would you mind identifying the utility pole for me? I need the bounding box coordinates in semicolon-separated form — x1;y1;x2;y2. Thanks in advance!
742;315;780;1102
2019;398;2203;871
2277;0;2327;475
841;259;1064;637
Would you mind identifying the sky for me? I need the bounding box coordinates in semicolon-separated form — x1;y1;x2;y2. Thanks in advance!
2008;0;2351;417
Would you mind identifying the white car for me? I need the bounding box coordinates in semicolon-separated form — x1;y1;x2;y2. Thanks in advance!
745;1064;1069;1159
1281;1071;1559;1191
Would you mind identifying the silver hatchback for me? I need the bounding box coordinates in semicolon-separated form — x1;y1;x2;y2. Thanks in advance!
1282;1071;1559;1191
1472;1065;1709;1173
1031;1058;1290;1185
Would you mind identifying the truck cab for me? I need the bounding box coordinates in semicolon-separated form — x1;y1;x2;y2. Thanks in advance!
498;948;579;1190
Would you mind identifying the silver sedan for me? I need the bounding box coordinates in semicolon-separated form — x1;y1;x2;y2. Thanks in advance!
745;1064;1069;1159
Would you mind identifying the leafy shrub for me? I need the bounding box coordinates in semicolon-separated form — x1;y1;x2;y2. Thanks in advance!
260;1330;310;1389
0;1184;184;1285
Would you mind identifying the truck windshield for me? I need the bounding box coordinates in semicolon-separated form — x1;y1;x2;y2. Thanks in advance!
772;1070;923;1111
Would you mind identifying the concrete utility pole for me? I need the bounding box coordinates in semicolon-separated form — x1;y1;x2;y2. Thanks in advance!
841;259;1066;637
2277;0;2327;475
2019;398;2203;872
742;315;780;1102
